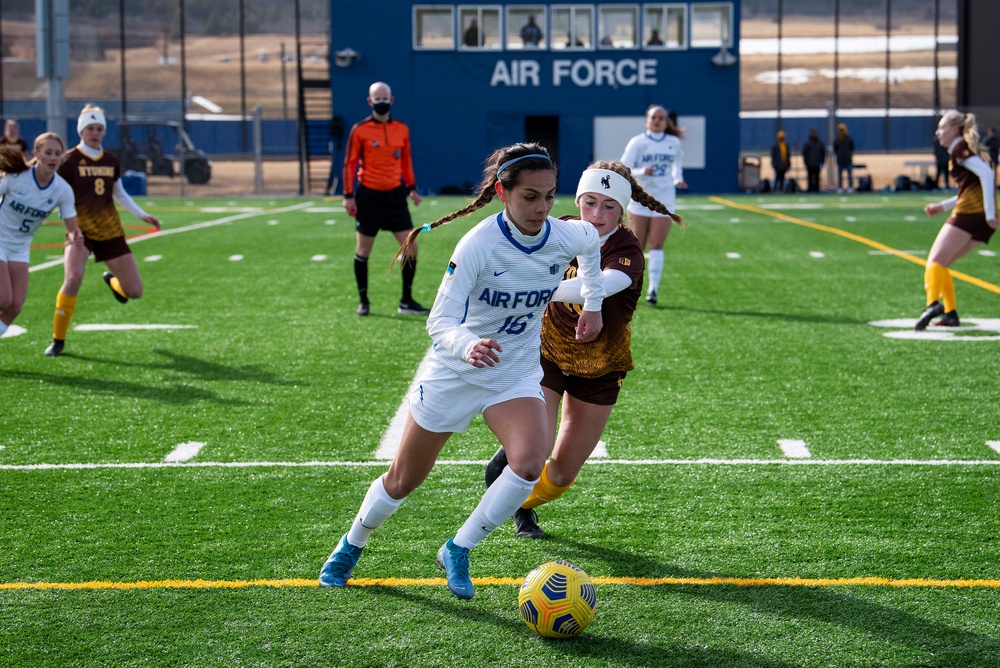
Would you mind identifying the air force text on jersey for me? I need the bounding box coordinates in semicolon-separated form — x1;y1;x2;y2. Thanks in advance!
490;58;657;87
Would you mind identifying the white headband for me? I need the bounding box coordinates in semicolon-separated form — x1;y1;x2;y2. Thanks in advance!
77;110;106;134
575;169;631;212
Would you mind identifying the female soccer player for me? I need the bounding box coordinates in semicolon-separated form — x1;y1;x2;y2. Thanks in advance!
915;110;997;331
0;133;82;339
620;105;686;305
44;105;161;357
319;143;605;600
485;161;682;538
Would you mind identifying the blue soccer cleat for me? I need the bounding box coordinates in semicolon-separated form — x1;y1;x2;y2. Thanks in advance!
436;538;474;600
319;534;364;588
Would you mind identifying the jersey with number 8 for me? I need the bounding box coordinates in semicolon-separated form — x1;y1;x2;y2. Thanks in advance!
57;147;123;241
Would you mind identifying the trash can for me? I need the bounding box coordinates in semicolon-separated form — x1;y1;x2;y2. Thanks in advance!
121;170;147;197
739;156;761;192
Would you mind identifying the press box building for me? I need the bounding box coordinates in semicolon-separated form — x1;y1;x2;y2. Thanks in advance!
327;2;741;195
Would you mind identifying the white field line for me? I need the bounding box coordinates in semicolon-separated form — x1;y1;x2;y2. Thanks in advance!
163;442;206;463
375;346;436;460
778;439;811;458
592;440;609;458
30;202;316;274
4;459;1000;471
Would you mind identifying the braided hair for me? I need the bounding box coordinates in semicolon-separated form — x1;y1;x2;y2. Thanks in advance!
395;142;555;267
586;160;684;226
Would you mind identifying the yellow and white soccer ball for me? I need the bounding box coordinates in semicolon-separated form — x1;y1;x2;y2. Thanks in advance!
518;560;596;638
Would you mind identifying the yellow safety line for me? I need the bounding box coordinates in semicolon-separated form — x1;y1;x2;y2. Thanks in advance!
709;196;1000;295
3;576;999;591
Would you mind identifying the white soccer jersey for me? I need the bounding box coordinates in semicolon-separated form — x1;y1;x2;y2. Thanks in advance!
620;131;684;212
426;211;604;390
0;167;76;260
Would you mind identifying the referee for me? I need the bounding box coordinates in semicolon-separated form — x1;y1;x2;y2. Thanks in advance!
343;81;429;316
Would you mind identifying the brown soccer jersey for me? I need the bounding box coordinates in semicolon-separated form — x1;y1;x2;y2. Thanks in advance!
58;148;124;241
541;223;645;378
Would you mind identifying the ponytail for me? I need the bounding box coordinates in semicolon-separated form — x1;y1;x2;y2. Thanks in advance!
394;142;555;268
585;160;684;227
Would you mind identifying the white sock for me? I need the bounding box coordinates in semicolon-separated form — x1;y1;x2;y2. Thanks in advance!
346;476;404;548
453;466;537;550
647;249;664;295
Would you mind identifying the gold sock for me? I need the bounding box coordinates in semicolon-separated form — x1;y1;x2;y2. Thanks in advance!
522;462;575;510
53;291;77;341
938;265;957;313
923;262;941;306
110;276;127;299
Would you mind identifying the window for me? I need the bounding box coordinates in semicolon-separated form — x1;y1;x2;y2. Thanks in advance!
598;5;638;49
643;4;686;49
551;5;593;50
690;3;732;48
459;6;502;50
507;6;547;49
414;6;455;50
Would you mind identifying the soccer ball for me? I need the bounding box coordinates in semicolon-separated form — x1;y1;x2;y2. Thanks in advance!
518;560;596;638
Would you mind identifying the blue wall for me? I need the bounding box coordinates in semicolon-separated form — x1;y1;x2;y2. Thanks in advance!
328;2;742;195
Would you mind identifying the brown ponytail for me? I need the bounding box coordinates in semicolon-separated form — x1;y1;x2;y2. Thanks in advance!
586;160;684;226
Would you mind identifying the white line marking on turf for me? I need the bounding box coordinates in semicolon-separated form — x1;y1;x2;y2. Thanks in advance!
591;440;609;458
325;219;336;225
311;254;327;261
29;202;316;274
809;251;825;258
5;459;1000;471
145;255;163;262
726;252;741;259
229;255;244;261
778;439;811;458
73;324;198;331
980;250;997;257
375;347;436;460
988;441;1000;456
164;442;206;462
267;219;279;225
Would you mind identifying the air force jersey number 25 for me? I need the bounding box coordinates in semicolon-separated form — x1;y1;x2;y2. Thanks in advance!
433;212;604;388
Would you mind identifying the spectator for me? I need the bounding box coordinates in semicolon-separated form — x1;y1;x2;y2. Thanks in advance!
802;128;825;192
647;29;664;46
833;123;856;192
1;119;30;160
520;14;543;47
933;137;950;189
984;127;999;184
770;130;791;192
342;82;428;316
463;18;480;47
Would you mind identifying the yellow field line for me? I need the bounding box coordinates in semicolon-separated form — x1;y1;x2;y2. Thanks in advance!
3;576;999;591
709;196;1000;295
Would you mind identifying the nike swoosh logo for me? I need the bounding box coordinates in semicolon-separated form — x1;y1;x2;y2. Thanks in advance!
494;270;509;276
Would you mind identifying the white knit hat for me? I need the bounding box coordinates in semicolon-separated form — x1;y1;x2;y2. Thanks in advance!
77;109;106;134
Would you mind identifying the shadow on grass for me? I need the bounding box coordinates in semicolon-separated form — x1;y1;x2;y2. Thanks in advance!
656;304;867;326
548;536;998;665
0;368;251;406
368;585;801;668
69;349;300;385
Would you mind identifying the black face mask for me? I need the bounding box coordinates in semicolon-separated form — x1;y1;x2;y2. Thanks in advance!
372;102;392;115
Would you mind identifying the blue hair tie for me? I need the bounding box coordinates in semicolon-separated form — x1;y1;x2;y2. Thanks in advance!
497;153;551;177
419;223;432;233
